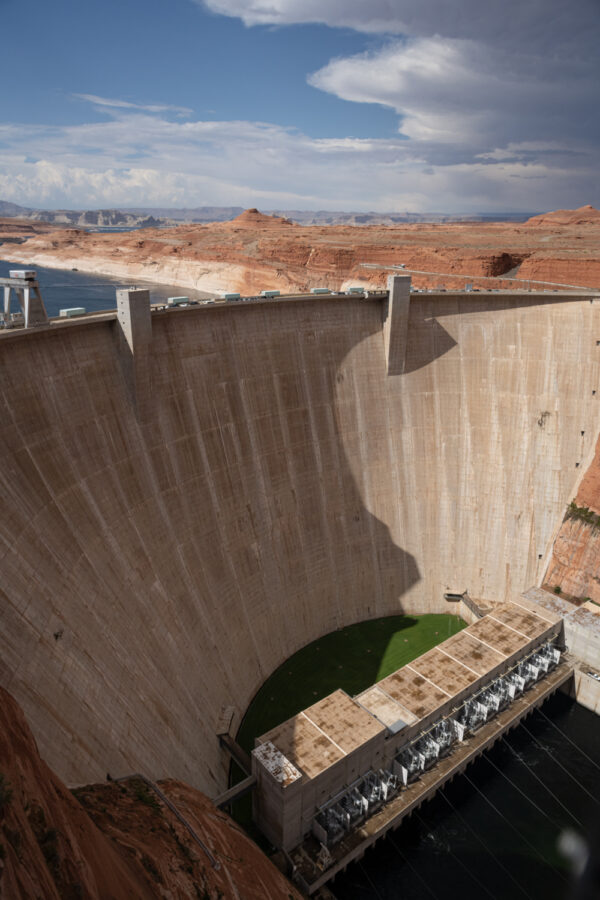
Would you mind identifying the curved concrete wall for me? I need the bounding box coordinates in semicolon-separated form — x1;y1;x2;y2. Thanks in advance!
1;293;598;793
339;294;600;609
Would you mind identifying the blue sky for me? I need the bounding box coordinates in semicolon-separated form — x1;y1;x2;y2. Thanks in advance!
0;0;598;212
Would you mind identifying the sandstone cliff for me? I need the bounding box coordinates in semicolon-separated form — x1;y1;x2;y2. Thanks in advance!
0;686;298;899
526;205;600;226
545;434;600;604
0;218;65;243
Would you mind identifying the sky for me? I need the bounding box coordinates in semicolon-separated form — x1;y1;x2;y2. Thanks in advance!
0;0;597;213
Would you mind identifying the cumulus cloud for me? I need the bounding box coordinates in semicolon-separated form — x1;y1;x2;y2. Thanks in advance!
2;0;598;213
0;0;593;214
198;0;599;205
200;0;598;45
309;36;598;153
0;111;595;212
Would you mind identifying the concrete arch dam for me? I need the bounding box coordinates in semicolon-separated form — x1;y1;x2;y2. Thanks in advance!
0;288;598;795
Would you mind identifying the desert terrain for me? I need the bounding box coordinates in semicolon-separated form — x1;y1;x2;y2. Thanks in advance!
2;205;600;295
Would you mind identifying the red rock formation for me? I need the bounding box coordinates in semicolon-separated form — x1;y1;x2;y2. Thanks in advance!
4;207;599;294
526;205;600;226
0;686;149;899
575;438;600;513
545;435;600;602
0;686;299;899
544;518;600;603
517;255;600;289
230;208;293;228
0;218;64;242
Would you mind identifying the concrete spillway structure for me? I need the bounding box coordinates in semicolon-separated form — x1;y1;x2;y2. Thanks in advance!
1;285;599;795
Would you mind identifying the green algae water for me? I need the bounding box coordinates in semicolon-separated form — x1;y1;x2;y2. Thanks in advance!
230;614;466;840
235;613;466;759
332;692;599;900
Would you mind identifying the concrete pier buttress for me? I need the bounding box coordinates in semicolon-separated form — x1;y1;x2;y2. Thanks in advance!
0;290;599;795
383;275;411;375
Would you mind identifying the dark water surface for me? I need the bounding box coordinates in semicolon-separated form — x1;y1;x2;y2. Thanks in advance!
332;693;599;900
0;259;212;318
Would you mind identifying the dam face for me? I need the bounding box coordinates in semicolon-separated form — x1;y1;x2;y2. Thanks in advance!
0;291;598;793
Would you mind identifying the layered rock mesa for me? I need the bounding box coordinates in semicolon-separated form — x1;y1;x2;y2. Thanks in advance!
1;287;599;797
0;686;300;899
4;206;600;294
0;217;65;244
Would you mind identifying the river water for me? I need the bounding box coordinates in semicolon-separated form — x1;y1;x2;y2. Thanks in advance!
0;259;212;319
332;693;599;900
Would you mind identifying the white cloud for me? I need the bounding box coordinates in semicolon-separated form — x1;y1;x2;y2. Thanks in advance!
73;94;193;117
0;0;600;212
200;0;598;45
197;0;599;206
200;0;406;33
309;36;599;153
0;110;595;212
2;0;598;214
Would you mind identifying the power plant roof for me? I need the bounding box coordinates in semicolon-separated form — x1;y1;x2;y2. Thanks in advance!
255;598;561;783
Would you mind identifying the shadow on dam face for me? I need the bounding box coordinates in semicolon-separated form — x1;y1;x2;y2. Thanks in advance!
402;308;457;375
0;295;467;792
402;292;582;375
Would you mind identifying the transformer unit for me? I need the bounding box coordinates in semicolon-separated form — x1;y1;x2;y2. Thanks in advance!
260;290;280;298
167;296;189;306
459;698;488;733
312;770;400;848
413;733;440;770
517;659;538;688
396;745;425;783
59;307;86;318
431;719;459;757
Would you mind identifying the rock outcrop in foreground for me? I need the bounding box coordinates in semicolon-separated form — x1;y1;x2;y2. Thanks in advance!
3;207;600;294
0;686;298;899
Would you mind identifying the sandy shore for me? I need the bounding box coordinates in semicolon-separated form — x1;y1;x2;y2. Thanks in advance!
0;248;248;296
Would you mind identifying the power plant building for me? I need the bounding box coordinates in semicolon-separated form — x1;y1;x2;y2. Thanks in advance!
252;596;564;851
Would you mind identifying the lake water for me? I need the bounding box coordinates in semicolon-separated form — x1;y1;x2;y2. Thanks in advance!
0;259;213;319
332;693;599;900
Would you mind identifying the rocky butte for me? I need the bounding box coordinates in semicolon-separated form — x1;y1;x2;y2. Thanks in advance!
1;207;600;896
